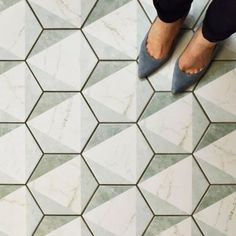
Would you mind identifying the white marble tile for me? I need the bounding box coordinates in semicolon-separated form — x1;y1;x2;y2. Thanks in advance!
139;93;209;153
83;124;153;184
195;130;236;182
216;34;236;60
84;186;153;236
28;155;98;214
139;155;208;215
140;156;193;214
194;192;236;236
0;0;42;59
27;93;98;153
0;124;42;184
195;67;236;122
0;62;42;122
27;30;97;91
28;0;96;28
83;0;150;59
83;62;153;122
0;186;42;236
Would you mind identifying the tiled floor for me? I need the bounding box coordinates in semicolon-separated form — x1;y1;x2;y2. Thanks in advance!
0;0;236;235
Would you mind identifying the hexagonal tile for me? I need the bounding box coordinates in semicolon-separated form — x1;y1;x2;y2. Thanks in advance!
194;124;236;184
83;124;153;184
83;0;150;59
194;185;236;236
195;61;236;122
27;92;98;153
139;93;209;153
83;61;154;122
28;0;96;28
0;62;42;122
84;186;153;236
0;186;43;236
0;0;42;59
0;124;42;184
28;154;98;214
138;155;209;215
27;30;98;91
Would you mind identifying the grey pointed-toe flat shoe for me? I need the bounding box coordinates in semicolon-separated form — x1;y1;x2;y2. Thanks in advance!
138;31;170;78
171;43;220;94
138;16;181;79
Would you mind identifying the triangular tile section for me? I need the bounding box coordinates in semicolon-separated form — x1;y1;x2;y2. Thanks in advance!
34;216;77;236
145;216;202;236
29;154;76;181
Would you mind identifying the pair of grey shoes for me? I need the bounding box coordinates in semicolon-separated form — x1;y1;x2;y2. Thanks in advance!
138;19;219;94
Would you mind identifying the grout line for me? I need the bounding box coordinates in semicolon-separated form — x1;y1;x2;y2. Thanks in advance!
26;185;45;215
192;184;210;215
25;29;44;60
25;0;44;29
82;215;95;236
32;215;44;236
192;216;205;236
141;215;155;236
137;185;156;216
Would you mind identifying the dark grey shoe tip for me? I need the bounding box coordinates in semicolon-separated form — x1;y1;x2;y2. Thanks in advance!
171;44;220;94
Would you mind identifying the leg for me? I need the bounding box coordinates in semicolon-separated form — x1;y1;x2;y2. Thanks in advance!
146;0;192;59
202;0;236;42
179;0;236;74
153;0;193;23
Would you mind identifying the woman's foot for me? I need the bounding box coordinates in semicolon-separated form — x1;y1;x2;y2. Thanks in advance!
178;27;217;74
146;17;184;59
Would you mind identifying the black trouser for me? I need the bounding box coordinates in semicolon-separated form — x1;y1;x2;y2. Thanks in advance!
153;0;236;42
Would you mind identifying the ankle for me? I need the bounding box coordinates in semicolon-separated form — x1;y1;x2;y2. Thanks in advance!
158;17;183;28
197;28;217;49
